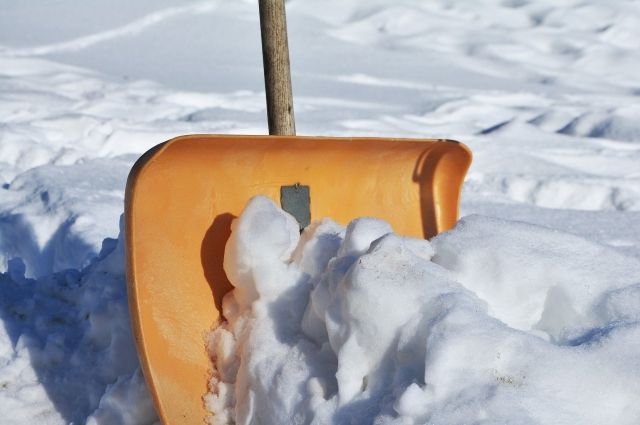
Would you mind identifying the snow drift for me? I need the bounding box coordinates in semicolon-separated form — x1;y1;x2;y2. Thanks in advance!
206;196;640;424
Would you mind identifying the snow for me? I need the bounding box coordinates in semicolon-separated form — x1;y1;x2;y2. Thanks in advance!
1;0;639;423
207;197;640;424
0;220;156;425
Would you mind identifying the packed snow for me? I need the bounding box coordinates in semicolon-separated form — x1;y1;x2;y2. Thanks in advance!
1;0;640;424
207;196;640;424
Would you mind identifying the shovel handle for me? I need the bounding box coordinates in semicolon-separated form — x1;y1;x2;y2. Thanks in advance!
259;0;296;136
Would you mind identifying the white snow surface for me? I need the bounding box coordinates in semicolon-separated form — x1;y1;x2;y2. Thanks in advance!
1;0;639;423
207;196;640;424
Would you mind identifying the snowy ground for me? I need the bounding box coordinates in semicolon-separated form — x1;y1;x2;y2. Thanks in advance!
208;197;640;424
1;0;639;423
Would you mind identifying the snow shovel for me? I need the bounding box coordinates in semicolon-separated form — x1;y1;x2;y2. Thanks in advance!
125;1;471;423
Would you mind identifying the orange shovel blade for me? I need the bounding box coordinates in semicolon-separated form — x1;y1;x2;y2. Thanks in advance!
125;134;471;424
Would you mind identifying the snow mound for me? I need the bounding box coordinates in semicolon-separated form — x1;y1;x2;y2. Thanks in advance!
558;107;640;143
206;196;640;424
0;217;158;425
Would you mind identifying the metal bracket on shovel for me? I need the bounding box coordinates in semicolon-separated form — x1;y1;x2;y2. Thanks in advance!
280;183;310;230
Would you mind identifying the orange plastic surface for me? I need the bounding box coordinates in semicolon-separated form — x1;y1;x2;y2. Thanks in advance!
125;134;471;424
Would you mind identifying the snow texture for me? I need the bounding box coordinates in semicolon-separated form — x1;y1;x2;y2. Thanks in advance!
207;196;640;424
1;0;640;423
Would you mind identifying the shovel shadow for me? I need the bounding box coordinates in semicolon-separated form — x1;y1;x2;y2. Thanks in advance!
200;213;236;314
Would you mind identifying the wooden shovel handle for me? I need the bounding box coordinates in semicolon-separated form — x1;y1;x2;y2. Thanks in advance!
259;0;296;136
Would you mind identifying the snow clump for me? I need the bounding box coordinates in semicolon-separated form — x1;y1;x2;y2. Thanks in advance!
206;196;640;424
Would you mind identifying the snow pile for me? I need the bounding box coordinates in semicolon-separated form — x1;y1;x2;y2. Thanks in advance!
0;217;157;425
207;196;640;424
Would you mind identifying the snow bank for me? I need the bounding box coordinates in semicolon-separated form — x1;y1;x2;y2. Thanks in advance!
207;196;640;424
0;217;158;425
